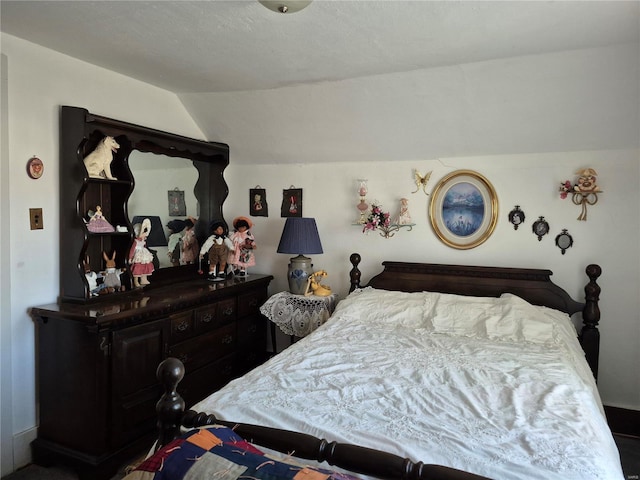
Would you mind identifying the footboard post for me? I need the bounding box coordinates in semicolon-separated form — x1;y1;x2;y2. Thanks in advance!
349;253;362;292
580;264;602;381
156;357;186;449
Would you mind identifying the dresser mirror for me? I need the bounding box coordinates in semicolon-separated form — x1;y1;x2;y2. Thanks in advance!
128;152;199;269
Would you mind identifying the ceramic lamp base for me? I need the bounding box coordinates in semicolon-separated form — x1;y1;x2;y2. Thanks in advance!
287;254;314;295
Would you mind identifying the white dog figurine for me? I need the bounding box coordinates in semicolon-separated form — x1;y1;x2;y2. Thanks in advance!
83;136;120;179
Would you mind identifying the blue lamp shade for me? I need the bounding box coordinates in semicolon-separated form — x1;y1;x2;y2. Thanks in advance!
277;218;323;294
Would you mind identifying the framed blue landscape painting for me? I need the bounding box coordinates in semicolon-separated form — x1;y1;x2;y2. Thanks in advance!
429;170;498;249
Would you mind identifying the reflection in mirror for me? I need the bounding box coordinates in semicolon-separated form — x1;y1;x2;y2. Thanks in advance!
128;151;199;269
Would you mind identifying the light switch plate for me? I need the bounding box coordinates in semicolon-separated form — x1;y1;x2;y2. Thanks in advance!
29;208;43;230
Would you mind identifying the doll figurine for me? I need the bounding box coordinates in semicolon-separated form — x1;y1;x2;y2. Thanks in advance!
180;217;199;265
228;216;257;277
128;218;154;287
166;217;198;267
86;205;115;233
396;198;412;225
83;256;105;296
200;220;234;281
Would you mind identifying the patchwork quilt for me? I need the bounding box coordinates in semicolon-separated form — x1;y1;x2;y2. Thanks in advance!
123;425;361;480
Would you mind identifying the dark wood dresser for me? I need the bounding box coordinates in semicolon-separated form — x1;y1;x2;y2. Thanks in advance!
29;274;272;479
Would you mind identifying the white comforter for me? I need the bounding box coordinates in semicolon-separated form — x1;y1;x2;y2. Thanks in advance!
192;288;624;480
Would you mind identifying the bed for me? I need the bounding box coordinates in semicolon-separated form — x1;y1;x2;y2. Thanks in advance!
126;254;623;480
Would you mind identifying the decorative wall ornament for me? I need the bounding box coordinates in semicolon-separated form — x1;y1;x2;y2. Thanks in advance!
361;203;413;238
281;186;302;217
559;167;602;221
508;205;525;230
555;229;574;255
429;170;498;249
250;186;268;217
27;156;44;179
412;170;432;195
532;216;550;241
355;179;369;224
168;188;186;216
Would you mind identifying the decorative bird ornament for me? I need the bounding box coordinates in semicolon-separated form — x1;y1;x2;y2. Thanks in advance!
412;170;432;195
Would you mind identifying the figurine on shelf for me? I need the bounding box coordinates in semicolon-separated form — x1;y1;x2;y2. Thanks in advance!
102;251;125;292
559;168;602;221
128;218;154;288
305;270;332;297
200;220;234;281
228;216;257;277
83;256;106;296
83;135;120;180
396;197;412;225
86;206;115;233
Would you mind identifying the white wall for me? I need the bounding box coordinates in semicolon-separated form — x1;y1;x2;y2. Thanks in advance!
0;34;207;475
1;32;639;477
223;151;640;414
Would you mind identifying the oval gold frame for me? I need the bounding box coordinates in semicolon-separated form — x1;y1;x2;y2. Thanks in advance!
429;170;498;249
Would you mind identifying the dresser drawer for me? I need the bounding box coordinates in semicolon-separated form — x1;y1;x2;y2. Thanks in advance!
237;315;265;347
169;311;194;343
237;289;267;318
194;297;237;332
179;353;237;408
169;323;236;372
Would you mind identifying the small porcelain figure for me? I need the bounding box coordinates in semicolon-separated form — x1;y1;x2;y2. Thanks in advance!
128;218;154;287
86;206;115;233
228;216;257;277
396;198;412;225
200;221;234;281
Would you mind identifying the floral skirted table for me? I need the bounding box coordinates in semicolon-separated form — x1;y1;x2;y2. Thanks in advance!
260;291;338;353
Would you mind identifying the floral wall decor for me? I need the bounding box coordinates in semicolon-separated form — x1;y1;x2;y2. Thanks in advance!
559;168;602;221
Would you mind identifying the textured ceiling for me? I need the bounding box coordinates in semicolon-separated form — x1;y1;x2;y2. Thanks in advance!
2;1;638;94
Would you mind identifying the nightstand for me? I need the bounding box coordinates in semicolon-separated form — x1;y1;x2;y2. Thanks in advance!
260;291;338;353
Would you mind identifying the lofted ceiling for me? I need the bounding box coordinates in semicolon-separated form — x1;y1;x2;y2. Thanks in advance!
2;1;639;164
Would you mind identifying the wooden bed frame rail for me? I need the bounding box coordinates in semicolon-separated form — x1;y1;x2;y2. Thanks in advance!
156;357;490;480
348;253;602;379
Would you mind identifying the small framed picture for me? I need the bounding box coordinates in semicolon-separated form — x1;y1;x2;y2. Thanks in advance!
168;189;186;216
27;156;44;179
281;188;302;217
250;187;268;217
429;170;498;249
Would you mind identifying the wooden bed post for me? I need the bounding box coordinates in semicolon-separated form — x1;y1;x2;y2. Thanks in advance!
580;264;602;381
156;357;186;449
349;252;362;292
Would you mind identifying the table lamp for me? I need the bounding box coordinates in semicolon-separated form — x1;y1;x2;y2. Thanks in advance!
277;217;323;295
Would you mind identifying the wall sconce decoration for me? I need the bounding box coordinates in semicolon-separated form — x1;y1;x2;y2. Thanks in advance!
559;168;602;221
532;216;549;241
508;205;525;230
555;229;574;255
412;170;432;195
361;203;413;238
355;179;369;224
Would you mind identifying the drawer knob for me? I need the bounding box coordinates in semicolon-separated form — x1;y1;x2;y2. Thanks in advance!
222;334;234;345
176;321;189;332
222;307;234;316
202;313;213;323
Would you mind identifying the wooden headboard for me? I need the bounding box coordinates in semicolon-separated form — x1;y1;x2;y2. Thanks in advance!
348;253;602;379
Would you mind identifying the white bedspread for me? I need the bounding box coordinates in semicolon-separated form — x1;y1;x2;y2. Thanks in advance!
192;288;624;480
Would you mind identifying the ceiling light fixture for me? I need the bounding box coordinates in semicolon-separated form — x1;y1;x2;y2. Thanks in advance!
259;0;312;14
